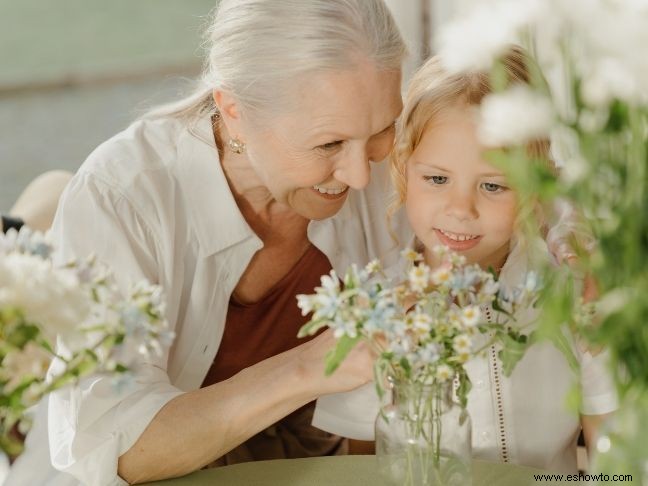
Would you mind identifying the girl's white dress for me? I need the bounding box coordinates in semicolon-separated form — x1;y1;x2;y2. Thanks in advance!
312;238;618;473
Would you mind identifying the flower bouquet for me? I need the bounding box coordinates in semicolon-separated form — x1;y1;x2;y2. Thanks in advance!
0;228;174;457
297;246;540;485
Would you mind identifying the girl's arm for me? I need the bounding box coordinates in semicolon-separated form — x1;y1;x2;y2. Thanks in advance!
581;413;613;456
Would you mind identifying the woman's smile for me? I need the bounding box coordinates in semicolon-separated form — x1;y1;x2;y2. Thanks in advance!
311;184;349;200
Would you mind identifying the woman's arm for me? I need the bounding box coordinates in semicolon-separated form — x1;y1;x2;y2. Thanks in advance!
118;330;375;484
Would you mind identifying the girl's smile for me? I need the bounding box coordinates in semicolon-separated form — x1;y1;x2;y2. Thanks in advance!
433;228;483;251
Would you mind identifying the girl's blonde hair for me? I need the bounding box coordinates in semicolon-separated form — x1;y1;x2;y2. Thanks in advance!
144;0;406;125
389;47;553;246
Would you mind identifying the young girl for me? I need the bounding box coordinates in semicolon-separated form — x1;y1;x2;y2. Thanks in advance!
312;49;617;473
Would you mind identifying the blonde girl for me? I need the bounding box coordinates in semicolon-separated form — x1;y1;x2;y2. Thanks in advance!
313;49;616;473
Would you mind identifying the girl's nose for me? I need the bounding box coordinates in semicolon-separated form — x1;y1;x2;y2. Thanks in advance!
445;189;479;221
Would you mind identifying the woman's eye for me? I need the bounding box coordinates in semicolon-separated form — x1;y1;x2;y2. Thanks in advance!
424;175;448;185
318;140;343;152
380;122;396;135
482;182;506;193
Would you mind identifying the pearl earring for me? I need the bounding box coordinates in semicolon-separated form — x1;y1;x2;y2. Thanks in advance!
228;137;246;154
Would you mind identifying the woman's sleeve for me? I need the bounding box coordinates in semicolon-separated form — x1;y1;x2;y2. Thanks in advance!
46;172;185;486
312;383;380;441
579;347;618;415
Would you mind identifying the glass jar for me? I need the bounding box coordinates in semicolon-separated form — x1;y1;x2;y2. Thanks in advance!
375;378;472;486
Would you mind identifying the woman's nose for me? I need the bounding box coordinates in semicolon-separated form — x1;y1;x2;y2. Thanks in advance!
333;150;371;190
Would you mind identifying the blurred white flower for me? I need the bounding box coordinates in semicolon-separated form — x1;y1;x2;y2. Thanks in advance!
0;342;51;392
331;314;358;339
0;252;91;338
480;277;500;298
412;312;433;334
578;109;609;134
431;267;451;287
453;334;473;355
365;259;382;274
320;270;340;293
408;265;430;293
436;0;546;73
417;343;441;365
436;364;454;382
296;294;316;316
581;58;640;107
557;0;648;106
401;248;423;263
479;86;555;146
0;227;173;452
561;155;590;185
461;306;481;327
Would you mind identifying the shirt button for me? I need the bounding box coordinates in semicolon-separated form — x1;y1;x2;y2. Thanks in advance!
475;379;485;389
480;431;490;441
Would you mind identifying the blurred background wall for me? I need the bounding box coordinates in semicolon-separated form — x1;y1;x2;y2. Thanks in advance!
0;0;463;211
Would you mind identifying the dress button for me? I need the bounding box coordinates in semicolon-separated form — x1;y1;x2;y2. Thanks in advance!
481;431;490;441
475;379;485;389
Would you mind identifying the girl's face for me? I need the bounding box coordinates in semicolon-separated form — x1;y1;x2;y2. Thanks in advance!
405;105;517;271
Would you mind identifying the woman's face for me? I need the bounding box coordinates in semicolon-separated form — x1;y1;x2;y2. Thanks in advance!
405;105;518;271
239;61;403;220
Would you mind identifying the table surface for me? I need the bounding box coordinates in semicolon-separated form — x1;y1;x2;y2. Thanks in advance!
143;455;569;485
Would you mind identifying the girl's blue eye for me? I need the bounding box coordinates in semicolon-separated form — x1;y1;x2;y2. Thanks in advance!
482;182;505;193
424;175;448;185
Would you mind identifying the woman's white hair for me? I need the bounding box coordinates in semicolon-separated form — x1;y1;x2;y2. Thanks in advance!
144;0;406;124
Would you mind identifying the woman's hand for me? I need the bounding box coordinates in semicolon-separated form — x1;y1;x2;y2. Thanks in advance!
297;329;376;396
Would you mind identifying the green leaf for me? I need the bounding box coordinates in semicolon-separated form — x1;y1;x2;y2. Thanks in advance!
498;332;535;376
297;319;329;338
373;356;392;400
399;357;412;379
455;370;472;410
563;383;582;414
546;329;580;372
324;334;361;376
7;324;40;348
114;363;129;373
606;100;629;132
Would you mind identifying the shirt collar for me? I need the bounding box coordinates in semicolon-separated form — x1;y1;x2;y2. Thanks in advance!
176;115;260;257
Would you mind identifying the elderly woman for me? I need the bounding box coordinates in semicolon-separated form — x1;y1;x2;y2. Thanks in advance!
7;1;410;485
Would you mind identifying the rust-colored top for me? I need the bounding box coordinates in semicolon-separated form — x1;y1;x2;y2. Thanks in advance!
201;244;347;466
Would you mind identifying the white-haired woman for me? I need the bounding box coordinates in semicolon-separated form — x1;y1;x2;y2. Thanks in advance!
7;1;410;485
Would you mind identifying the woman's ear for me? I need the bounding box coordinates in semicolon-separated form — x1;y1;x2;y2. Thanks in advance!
213;89;245;142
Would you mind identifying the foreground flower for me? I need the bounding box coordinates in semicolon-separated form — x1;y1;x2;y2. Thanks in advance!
436;364;454;382
0;228;174;455
408;265;430;293
478;86;555;146
436;0;546;73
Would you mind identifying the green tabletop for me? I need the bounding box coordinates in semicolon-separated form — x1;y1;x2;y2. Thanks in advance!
143;455;566;485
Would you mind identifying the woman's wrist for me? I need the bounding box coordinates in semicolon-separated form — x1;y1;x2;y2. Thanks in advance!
292;341;326;401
